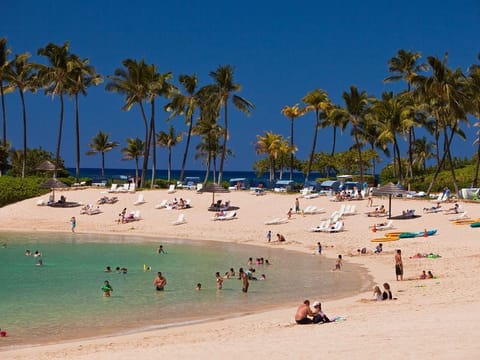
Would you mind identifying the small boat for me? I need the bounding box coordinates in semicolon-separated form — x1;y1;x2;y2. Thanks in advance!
385;231;406;238
371;236;399;242
398;229;437;238
470;222;480;228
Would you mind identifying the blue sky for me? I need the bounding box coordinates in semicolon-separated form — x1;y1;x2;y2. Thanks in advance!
3;0;480;171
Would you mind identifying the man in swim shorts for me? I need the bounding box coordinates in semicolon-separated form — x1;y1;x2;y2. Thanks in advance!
295;300;314;324
153;272;167;291
395;249;403;281
239;268;249;293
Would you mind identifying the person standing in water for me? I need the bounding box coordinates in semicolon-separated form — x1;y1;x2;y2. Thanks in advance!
239;268;249;293
101;280;113;297
157;245;166;254
215;272;223;290
153;272;167;291
70;216;76;233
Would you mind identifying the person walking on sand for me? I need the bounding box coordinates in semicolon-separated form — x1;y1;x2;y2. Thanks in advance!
153;272;167;291
317;242;322;255
70;217;76;233
295;198;300;213
333;255;342;271
239;267;249;293
395;249;403;281
287;208;293;219
266;230;272;242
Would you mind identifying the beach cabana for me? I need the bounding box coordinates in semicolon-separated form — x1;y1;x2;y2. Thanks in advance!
40;177;68;203
200;183;230;207
372;182;409;219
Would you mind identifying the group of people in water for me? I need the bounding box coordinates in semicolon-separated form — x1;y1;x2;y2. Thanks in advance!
25;249;43;266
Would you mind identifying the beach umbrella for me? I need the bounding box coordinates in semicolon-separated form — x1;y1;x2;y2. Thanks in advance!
36;160;57;172
40;178;68;202
199;183;230;206
372;182;409;219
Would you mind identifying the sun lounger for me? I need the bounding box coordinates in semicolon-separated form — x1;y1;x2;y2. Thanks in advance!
167;184;176;194
108;184;118;193
448;211;468;221
133;194;146;206
343;204;357;216
36;199;46;206
303;206;326;215
310;219;331;232
212;210;237;221
264;218;289;225
154;199;168;209
303;193;319;199
375;220;394;231
172;213;186;225
323;221;344;233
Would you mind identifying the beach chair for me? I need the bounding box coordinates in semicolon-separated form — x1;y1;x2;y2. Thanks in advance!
448;211;468;221
133;194;146;205
323;221;344;233
172;213;186;225
310;220;330;232
36;199;46;206
167;184;176;194
213;210;237;221
108;184;118;193
133;210;141;220
128;183;136;193
154;199;168;209
344;204;356;216
196;183;203;192
376;220;393;231
264;218;289;225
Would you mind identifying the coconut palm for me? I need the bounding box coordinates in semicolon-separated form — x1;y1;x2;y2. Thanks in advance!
4;53;37;178
68;55;103;182
157;125;183;183
384;49;429;178
86;131;119;176
106;59;150;187
281;104;305;180
121;137;145;184
207;65;254;184
165;74;199;182
412;53;469;194
36;42;75;175
0;37;11;147
302;89;330;181
321;104;348;157
340;86;370;183
467;54;480;187
412;136;433;173
254;131;283;181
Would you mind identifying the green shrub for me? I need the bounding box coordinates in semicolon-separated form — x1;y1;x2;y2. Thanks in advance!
0;176;50;207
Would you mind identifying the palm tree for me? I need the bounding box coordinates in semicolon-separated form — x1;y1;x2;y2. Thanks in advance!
165;74;199;182
36;42;75;176
68;55;103;182
254;131;283;181
157;125;183;183
106;59;150;187
281;104;305;180
412;54;469;194
86;131;119;176
121;137;145;184
412;136;433;172
467;54;480;187
207;65;254;184
384;49;429;178
302;89;330;181
340;86;370;183
4;53;37;178
0;37;11;147
322;104;348;157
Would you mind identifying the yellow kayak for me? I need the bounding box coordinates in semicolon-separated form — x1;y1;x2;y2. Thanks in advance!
371;236;399;242
452;218;480;225
385;231;406;238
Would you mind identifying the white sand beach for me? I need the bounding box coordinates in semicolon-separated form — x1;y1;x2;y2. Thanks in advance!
1;187;480;359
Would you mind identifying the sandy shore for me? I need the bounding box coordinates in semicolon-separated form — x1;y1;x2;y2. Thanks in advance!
1;187;480;359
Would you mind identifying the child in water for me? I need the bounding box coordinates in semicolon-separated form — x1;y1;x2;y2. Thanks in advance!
102;280;113;297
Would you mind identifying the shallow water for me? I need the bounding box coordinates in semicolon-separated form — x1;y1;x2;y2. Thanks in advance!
0;232;370;347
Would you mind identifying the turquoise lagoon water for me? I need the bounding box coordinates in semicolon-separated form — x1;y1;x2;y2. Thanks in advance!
0;232;370;347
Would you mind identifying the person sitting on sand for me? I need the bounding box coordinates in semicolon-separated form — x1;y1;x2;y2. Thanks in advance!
382;283;392;300
419;270;427;279
295;300;314;324
444;202;459;214
276;233;286;242
373;286;383;301
312;301;331;324
374;243;383;254
427;271;434;279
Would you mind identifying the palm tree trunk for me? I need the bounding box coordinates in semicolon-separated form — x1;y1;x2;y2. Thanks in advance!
179;114;193;182
394;138;403;181
135;157;139;184
472;138;480;187
445;127;459;195
426;125;456;194
1;82;6;147
354;127;364;184
290;118;294;181
306;110;319;182
101;152;105;177
139;103;149;188
19;89;27;179
54;93;65;178
203;157;210;185
74;93;80;182
167;147;172;182
270;156;275;181
149;100;156;189
218;102;228;184
331;126;337;156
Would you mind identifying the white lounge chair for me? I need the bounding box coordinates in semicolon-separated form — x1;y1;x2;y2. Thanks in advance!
303;193;319;199
108;184;118;193
323;221;344;233
344;204;357;216
36;199;46;206
303;206;326;215
196;183;203;192
128;183;136;193
448;211;468;221
264;218;289;225
133;210;141;220
167;184;176;194
133;194;146;205
376;220;394;231
154;199;168;209
310;219;331;232
213;210;237;221
172;213;186;225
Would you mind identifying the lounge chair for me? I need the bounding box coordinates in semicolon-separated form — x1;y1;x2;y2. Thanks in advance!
264;218;289;225
167;184;176;194
133;194;146;206
108;184;118;193
196;183;203;192
36;199;46;206
323;221;344;233
303;206;326;215
172;213;186;225
212;210;237;221
303;193;319;199
128;183;136;193
154;199;168;209
448;211;468;221
343;204;357;216
375;220;394;231
310;219;330;232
